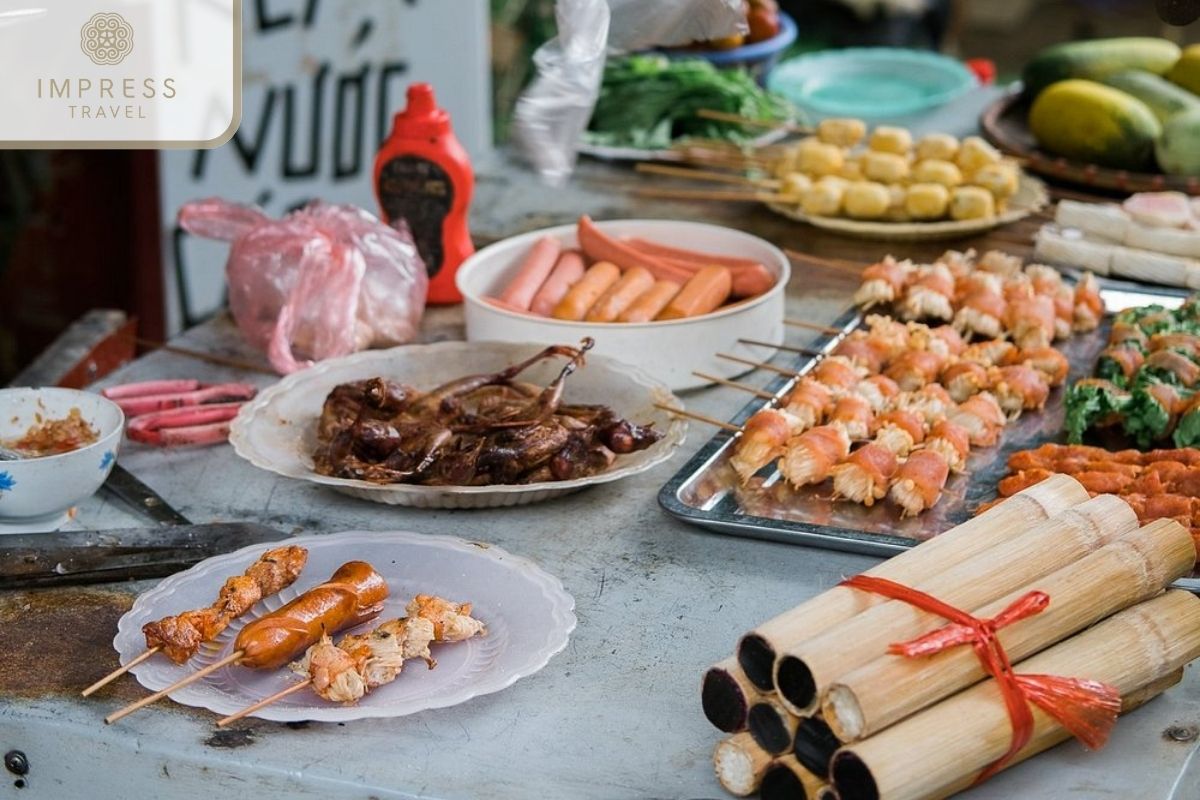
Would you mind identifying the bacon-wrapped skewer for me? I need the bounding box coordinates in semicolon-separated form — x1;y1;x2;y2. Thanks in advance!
854;256;915;308
1009;346;1070;387
1073;272;1103;332
1025;264;1063;296
925;419;971;473
831;443;899;506
874;409;927;457
1049;284;1076;341
730;408;799;483
854;374;900;413
961;339;1016;368
781;378;834;431
940;361;991;404
1006;294;1057;351
906;323;966;358
889;450;951;517
83;545;310;697
937;248;977;276
779;424;851;488
829;394;875;441
893;384;954;425
954;270;1001;302
885;349;947;392
1142;350;1200;388
833;332;890;374
988;364;1051;418
812;355;867;398
1149;332;1200;359
1095;345;1145;386
863;314;912;361
899;264;955;322
952;288;1007;340
1108;320;1150;349
949;391;1006;447
978;249;1024;277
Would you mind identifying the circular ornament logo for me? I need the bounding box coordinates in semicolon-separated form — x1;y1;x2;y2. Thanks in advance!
80;12;134;66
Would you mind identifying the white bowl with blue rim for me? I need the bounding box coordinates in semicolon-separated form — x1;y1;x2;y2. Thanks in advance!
767;47;977;120
0;387;124;532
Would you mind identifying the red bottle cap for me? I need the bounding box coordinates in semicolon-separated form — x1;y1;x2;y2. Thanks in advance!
392;83;450;138
965;58;996;86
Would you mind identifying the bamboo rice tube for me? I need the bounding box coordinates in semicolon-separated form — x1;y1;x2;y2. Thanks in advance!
793;713;843;776
714;732;773;797
748;697;802;755
759;754;827;800
830;591;1200;800
737;476;1087;690
823;519;1195;741
929;668;1185;800
775;494;1137;715
703;656;764;733
817;788;841;800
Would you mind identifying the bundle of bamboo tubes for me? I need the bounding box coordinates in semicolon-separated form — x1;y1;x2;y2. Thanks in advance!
704;474;1200;799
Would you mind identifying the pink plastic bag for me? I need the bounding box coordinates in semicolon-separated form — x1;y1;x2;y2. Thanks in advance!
179;199;428;374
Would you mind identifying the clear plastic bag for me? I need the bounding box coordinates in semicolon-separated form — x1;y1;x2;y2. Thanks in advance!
512;0;745;183
178;199;428;375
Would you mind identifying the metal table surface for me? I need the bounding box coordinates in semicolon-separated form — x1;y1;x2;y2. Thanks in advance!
5;93;1200;797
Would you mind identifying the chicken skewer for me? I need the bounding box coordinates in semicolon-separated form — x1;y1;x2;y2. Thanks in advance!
216;595;486;726
82;545;309;697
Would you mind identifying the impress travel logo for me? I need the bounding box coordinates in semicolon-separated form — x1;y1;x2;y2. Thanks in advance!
0;1;241;148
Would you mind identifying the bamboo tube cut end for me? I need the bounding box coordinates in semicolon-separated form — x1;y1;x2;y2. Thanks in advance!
793;715;843;777
821;684;862;743
749;699;801;755
775;654;818;716
738;633;779;693
714;734;772;797
703;666;753;733
760;754;827;800
831;751;879;800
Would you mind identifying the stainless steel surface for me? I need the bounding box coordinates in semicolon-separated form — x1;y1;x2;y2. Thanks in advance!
660;280;1200;593
101;463;192;526
0;523;288;588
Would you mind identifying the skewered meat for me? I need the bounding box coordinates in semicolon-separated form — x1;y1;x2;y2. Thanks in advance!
312;340;660;486
143;546;309;663
779;425;850;488
831;442;898;506
782;378;834;430
925;419;971;473
941;361;990;403
874;409;926;457
889;450;951;517
731;408;798;483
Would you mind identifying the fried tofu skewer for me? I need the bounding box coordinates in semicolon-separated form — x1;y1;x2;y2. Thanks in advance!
82;545;309;697
216;595;485;726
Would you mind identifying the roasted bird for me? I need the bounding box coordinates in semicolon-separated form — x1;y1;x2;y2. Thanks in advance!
312;339;661;486
142;545;309;663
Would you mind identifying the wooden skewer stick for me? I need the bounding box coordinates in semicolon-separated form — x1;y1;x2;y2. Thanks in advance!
105;650;244;725
738;338;820;356
654;402;741;433
784;250;867;274
693;371;775;399
82;647;161;697
631;187;785;203
696;108;813;134
217;679;313;727
783;319;843;335
127;334;277;376
716;353;798;378
635;162;779;188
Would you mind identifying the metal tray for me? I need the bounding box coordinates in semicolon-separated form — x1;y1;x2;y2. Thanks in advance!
658;276;1200;589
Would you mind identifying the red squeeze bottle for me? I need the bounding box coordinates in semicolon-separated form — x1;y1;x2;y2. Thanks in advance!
374;83;474;304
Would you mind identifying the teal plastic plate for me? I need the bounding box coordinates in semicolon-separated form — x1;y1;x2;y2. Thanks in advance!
767;47;976;119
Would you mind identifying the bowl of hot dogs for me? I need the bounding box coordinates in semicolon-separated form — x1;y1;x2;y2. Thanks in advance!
456;217;790;391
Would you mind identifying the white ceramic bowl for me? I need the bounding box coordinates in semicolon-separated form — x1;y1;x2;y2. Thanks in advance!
0;388;124;527
456;219;790;391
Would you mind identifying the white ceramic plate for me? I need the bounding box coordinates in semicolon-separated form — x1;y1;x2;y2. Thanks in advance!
229;341;686;508
456;219;790;391
766;172;1048;242
115;530;576;723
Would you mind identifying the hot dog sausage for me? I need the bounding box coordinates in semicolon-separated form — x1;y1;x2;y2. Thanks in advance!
585;266;655;322
617;280;680;323
234;561;388;669
622;240;775;299
656;266;733;320
576;216;693;284
552;261;621;321
497;236;562;310
530;250;586;317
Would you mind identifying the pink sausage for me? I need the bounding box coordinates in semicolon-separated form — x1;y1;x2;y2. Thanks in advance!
530;250;586;317
497;236;562;310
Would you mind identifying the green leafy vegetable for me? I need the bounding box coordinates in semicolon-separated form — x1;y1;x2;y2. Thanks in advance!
1064;380;1130;443
584;55;799;150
